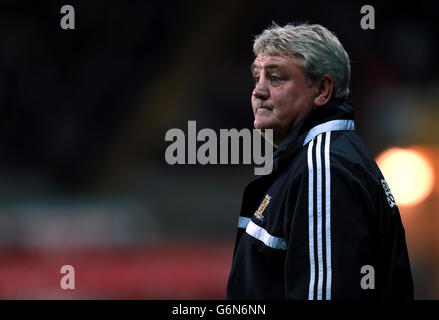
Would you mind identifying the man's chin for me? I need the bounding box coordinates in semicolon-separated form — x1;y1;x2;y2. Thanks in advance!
253;119;271;131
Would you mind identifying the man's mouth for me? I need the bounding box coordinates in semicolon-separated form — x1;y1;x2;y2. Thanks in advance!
257;106;273;111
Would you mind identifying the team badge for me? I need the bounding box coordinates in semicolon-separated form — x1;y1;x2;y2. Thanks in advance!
254;194;271;221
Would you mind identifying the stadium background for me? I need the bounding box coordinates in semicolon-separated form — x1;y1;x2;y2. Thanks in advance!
0;0;438;299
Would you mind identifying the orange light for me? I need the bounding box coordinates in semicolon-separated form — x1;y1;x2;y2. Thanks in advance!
376;147;435;207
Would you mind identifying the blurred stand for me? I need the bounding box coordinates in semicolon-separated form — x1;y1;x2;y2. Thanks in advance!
0;166;249;299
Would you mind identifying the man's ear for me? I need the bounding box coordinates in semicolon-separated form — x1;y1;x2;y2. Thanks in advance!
314;74;334;107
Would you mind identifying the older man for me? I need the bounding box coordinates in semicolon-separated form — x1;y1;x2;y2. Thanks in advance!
226;23;413;299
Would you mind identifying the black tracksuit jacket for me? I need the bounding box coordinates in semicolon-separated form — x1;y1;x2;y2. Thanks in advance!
226;98;414;300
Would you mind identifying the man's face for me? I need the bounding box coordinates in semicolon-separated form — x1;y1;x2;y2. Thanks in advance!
251;53;317;146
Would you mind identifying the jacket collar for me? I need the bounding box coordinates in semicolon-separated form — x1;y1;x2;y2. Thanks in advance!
273;97;355;170
250;97;355;182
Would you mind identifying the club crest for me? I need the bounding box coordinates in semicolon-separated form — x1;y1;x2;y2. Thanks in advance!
254;194;271;221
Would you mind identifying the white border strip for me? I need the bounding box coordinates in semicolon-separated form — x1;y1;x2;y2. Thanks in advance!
303;119;354;146
245;220;287;250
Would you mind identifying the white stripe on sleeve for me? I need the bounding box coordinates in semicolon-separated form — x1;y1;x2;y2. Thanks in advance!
307;138;316;300
245;220;287;250
325;131;332;300
316;134;324;300
238;216;251;229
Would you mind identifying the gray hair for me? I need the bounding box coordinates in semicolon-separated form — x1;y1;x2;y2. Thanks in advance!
253;23;351;98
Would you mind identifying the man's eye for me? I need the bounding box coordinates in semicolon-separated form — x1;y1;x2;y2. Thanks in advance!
270;76;281;83
253;76;260;83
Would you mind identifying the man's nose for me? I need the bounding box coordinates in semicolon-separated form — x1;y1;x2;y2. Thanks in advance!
253;80;269;100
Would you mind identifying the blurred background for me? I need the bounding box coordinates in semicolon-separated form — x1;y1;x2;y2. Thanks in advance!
0;0;437;299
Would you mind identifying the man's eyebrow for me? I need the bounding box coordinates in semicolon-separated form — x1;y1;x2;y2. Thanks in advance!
251;63;282;74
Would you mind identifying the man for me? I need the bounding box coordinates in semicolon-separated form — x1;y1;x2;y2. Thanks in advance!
226;23;413;299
